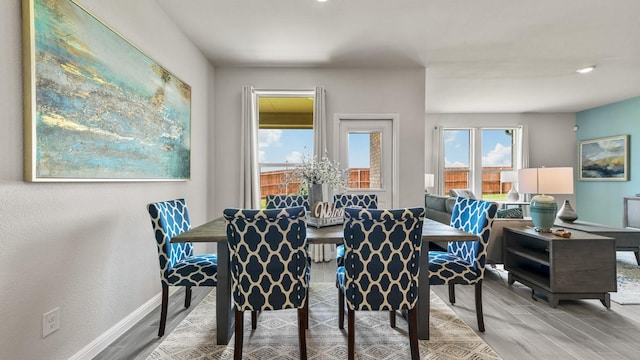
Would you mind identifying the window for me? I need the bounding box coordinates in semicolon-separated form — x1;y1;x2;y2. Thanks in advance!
442;127;518;200
481;129;515;199
347;132;381;190
443;129;471;195
257;95;314;205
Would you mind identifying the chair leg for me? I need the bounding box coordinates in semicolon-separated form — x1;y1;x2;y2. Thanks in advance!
389;310;396;328
305;292;310;329
338;288;345;329
184;286;192;308
297;307;308;360
234;309;244;360
251;310;258;330
407;307;419;360
158;285;169;337
448;283;456;304
302;301;309;330
475;281;485;332
348;309;355;360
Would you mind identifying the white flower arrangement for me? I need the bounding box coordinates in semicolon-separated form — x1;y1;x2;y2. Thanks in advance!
294;153;349;191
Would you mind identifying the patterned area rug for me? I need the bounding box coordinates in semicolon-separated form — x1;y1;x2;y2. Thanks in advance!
147;283;501;359
611;251;640;305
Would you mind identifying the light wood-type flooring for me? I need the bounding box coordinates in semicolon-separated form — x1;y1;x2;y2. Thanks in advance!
95;255;640;360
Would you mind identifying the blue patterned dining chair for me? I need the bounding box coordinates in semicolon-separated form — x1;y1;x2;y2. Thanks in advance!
147;199;218;337
265;194;310;211
337;207;425;360
429;196;498;332
224;206;309;360
333;194;378;267
263;194;312;324
333;193;378;209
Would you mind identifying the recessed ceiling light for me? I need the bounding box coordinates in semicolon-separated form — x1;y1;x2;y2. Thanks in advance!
576;66;596;74
317;0;328;2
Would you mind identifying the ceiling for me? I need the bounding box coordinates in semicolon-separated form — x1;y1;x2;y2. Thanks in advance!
156;0;640;113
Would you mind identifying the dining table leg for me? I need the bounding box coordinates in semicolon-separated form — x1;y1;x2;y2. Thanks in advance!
417;241;430;340
216;242;235;345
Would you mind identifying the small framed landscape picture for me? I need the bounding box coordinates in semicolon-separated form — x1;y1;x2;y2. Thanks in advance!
579;135;629;181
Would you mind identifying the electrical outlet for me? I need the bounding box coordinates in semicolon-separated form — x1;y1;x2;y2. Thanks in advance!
42;307;60;338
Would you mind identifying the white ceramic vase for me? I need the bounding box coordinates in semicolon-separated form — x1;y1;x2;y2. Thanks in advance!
507;187;520;202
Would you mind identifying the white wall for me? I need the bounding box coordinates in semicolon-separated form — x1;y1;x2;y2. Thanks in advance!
425;113;578;205
212;67;427;214
0;0;213;359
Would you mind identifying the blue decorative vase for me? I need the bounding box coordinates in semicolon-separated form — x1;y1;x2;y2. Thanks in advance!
530;195;557;232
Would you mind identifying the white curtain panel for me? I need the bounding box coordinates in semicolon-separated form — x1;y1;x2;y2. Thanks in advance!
515;125;529;170
515;125;529;200
313;85;327;160
310;86;334;262
431;126;445;195
240;85;261;209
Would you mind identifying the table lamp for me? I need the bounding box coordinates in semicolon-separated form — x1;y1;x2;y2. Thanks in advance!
518;167;574;232
500;170;519;202
424;174;435;194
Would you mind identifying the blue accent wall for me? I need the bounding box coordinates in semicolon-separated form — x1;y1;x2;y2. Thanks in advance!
576;97;640;227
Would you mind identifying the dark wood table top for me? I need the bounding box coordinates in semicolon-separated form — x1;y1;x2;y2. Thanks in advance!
554;220;640;234
505;224;614;241
172;217;478;244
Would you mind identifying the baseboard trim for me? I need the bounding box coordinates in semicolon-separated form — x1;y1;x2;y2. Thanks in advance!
69;292;164;360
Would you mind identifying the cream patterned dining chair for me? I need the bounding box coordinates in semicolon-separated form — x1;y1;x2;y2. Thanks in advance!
146;198;218;337
429;196;498;332
224;206;309;360
337;207;425;360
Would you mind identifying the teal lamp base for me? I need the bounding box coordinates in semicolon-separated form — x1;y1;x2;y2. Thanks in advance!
530;195;557;232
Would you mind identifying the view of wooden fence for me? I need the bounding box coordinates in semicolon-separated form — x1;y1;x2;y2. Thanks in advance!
260;167;513;199
260;168;372;199
444;167;513;195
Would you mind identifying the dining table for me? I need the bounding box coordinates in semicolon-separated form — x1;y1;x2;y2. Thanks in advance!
172;216;479;345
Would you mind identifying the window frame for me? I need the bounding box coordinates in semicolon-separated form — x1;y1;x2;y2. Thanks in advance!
441;126;519;199
255;90;316;202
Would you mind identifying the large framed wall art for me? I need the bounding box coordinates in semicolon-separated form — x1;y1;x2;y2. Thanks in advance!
22;0;191;182
579;134;629;181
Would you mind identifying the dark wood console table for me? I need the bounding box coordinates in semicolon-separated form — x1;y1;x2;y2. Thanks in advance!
554;220;640;264
504;225;616;308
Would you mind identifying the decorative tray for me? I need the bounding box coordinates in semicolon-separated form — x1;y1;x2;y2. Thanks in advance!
307;216;344;228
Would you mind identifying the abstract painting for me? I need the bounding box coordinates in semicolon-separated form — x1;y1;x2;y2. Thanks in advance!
23;0;191;181
579;135;629;181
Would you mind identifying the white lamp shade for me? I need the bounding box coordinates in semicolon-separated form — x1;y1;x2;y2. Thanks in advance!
538;167;573;195
518;167;573;195
424;174;435;189
518;168;539;194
